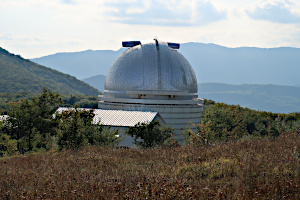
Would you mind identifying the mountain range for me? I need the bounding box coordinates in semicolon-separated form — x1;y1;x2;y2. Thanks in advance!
0;47;99;95
31;49;124;80
32;43;300;86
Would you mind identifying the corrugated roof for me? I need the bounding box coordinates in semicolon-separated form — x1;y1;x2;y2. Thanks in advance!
56;107;90;113
55;107;160;127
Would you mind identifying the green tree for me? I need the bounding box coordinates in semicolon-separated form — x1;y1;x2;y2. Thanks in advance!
0;134;17;156
126;120;174;148
4;99;36;152
2;88;61;153
57;109;87;150
56;108;122;149
85;124;121;147
200;104;248;141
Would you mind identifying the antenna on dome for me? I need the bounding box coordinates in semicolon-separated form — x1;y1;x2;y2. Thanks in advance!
122;41;141;47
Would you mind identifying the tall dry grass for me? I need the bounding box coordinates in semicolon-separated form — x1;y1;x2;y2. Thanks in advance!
1;135;300;199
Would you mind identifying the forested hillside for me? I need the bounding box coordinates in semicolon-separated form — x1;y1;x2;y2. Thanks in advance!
0;47;99;95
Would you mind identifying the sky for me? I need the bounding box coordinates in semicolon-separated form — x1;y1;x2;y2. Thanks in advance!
0;0;300;58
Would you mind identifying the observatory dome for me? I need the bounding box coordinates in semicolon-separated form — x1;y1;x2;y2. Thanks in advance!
104;40;198;100
99;39;203;141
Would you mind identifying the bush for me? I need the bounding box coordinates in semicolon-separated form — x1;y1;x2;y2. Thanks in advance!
0;133;17;156
57;109;87;150
85;124;122;147
126;120;174;148
56;108;122;150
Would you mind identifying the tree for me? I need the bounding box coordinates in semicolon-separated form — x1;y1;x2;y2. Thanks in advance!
57;109;87;150
3;99;36;153
85;124;121;147
0;134;17;156
56;108;122;150
126;121;174;148
2;88;61;153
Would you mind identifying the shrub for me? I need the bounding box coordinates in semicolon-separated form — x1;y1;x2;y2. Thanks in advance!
85;124;122;147
56;108;122;150
0;133;17;156
57;109;87;150
126;120;174;148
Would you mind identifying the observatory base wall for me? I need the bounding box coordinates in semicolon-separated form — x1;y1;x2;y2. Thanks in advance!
98;96;203;142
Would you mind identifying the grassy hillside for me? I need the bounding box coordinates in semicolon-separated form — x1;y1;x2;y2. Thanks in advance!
1;137;299;199
0;47;99;95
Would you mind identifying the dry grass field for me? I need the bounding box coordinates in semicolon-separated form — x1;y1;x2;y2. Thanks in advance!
1;135;300;199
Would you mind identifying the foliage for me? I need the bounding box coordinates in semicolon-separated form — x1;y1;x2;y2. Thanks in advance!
61;95;98;108
0;90;121;154
1;136;300;199
184;100;300;146
126;120;174;148
55;108;122;150
1;88;61;154
182;121;212;147
0;134;17;156
57;109;88;150
0;93;99;113
85;124;121;147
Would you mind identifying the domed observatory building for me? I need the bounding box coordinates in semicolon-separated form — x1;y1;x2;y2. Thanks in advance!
98;39;203;140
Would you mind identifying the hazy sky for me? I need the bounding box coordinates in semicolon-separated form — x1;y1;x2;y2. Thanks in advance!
1;0;300;58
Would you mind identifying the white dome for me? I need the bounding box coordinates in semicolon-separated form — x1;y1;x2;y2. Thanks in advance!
104;40;198;99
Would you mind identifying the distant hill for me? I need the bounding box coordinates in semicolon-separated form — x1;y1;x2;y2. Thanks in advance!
82;75;106;93
0;47;99;95
199;83;300;113
31;49;125;80
181;43;300;86
32;43;300;86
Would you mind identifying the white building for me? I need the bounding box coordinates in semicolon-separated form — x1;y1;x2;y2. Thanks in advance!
98;39;203;141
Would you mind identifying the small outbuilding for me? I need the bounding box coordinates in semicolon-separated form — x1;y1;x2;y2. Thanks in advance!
55;107;165;146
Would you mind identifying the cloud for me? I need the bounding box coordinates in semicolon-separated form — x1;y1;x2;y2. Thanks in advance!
0;32;42;42
104;0;226;26
246;0;300;24
194;0;226;25
61;0;77;5
0;33;13;41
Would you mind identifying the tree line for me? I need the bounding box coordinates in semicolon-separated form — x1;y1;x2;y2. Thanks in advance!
0;89;120;156
183;99;300;146
1;90;300;156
